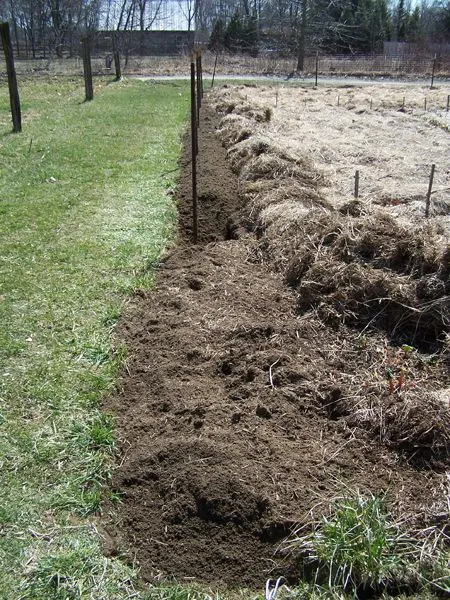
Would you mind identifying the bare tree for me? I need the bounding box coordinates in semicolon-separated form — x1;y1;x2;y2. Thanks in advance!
178;0;201;30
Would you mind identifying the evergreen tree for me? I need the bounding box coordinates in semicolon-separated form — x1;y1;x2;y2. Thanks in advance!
209;19;226;51
396;0;407;41
406;6;421;42
223;10;258;53
224;11;244;51
244;12;259;54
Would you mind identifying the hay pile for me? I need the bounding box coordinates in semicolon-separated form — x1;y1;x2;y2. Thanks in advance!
210;88;449;352
209;86;450;466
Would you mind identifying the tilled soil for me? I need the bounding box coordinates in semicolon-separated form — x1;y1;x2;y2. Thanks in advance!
103;101;448;590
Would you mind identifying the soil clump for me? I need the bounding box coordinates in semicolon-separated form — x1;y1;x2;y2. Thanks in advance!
104;97;449;590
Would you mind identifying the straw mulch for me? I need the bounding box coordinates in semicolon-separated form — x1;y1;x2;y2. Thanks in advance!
209;86;450;468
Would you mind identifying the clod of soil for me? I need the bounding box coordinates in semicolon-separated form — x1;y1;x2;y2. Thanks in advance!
103;95;450;590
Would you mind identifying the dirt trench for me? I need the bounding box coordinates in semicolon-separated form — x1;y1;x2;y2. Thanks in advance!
103;99;448;589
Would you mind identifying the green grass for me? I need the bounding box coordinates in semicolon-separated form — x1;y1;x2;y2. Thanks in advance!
309;493;405;589
0;75;188;598
283;490;450;599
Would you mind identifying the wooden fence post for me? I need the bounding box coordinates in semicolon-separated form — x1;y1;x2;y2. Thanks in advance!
81;36;94;101
112;33;121;80
191;55;198;243
0;22;22;133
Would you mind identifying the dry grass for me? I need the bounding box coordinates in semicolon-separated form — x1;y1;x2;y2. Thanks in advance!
241;83;450;240
210;86;449;337
210;83;450;471
216;114;254;146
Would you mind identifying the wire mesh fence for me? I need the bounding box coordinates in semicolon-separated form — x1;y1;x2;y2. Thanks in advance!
1;49;450;78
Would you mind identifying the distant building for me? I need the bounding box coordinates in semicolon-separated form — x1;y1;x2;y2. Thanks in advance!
94;30;195;55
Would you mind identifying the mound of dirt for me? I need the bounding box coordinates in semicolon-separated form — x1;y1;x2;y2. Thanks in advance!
103;95;450;590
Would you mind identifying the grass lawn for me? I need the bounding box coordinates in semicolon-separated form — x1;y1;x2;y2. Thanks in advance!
0;75;189;598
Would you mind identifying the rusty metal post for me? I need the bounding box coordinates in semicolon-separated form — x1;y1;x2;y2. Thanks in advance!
430;54;436;89
199;51;204;98
354;170;360;198
196;51;201;124
191;56;198;243
425;164;436;218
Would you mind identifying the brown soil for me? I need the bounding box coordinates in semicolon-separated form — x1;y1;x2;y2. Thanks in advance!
103;99;449;590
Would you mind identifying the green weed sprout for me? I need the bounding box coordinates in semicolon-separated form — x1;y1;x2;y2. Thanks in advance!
284;491;416;595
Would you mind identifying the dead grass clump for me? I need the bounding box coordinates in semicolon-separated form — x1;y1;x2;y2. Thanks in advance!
333;215;442;277
257;195;332;231
241;154;307;183
243;182;332;226
314;333;450;467
338;389;450;468
262;210;343;272
258;211;447;347
339;199;368;217
213;99;239;114
211;91;271;124
259;201;311;228
285;249;315;286
296;260;401;325
227;136;272;173
416;274;448;300
254;181;330;210
232;101;272;123
241;181;329;232
382;394;450;467
217;114;254;147
239;154;325;194
295;259;447;347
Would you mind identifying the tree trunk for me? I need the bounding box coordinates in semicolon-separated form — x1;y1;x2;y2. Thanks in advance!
9;0;20;56
296;0;307;71
112;33;122;79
